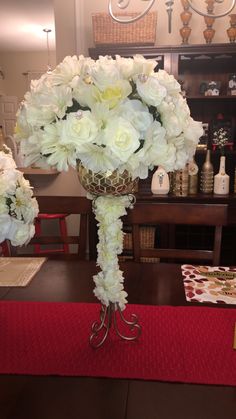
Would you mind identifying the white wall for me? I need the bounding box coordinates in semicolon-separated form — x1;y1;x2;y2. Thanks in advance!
1;1;235;98
0;50;56;101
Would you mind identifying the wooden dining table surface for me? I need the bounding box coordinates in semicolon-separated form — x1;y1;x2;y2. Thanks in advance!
0;259;235;419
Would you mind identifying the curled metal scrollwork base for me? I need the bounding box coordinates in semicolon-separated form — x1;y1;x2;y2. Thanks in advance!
90;303;142;348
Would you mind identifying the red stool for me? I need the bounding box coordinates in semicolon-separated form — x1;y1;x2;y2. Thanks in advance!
34;213;69;254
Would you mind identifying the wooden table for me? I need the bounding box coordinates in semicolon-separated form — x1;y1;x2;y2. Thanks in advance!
0;260;235;419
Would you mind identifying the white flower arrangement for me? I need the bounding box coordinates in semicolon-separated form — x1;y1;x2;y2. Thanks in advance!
15;54;203;178
213;127;229;153
14;54;203;309
0;146;39;247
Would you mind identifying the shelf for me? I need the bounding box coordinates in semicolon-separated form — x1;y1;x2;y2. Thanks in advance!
18;167;59;175
186;95;236;100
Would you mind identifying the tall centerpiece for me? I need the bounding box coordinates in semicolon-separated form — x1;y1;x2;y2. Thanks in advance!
15;54;203;347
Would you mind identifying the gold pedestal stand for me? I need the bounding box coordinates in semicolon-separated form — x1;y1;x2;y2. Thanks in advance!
77;162;141;348
90;303;142;348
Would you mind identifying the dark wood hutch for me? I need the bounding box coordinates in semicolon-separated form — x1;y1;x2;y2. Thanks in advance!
89;44;236;264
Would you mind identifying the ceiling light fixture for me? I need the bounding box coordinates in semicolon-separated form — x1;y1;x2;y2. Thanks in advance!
108;0;236;33
43;28;52;74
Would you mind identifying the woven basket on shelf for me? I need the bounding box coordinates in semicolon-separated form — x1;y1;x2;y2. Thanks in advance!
121;226;160;263
92;12;157;45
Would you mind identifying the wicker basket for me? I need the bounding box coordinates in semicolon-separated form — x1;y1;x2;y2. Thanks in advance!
121;226;160;263
92;12;157;46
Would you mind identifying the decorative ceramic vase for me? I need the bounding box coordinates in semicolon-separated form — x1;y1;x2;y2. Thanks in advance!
180;10;192;25
180;26;192;44
170;165;189;196
151;166;170;195
227;14;236;43
77;161;138;196
200;149;214;194
188;158;199;195
203;27;215;44
214;156;230;195
204;16;215;29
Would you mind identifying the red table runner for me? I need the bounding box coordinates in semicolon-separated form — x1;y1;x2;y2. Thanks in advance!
0;301;235;386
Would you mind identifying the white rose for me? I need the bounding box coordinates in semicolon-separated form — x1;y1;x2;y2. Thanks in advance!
103;117;140;163
115;55;134;79
94;80;132;110
154;70;181;95
159;100;182;137
184;118;204;145
136;76;167;107
60;111;99;148
118;99;153;137
173;96;190;128
91;56;120;90
132;55;157;78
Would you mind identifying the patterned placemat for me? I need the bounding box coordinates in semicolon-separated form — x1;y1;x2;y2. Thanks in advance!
182;264;236;305
0;257;47;287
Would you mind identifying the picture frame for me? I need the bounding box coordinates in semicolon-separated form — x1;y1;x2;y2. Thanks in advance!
199;80;221;96
204;81;221;96
228;73;236;95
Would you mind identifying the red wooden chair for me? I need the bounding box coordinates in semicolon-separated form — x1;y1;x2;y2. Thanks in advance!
16;196;96;260
34;213;69;254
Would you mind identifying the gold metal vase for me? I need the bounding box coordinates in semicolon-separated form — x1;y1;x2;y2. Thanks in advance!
77;161;138;196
